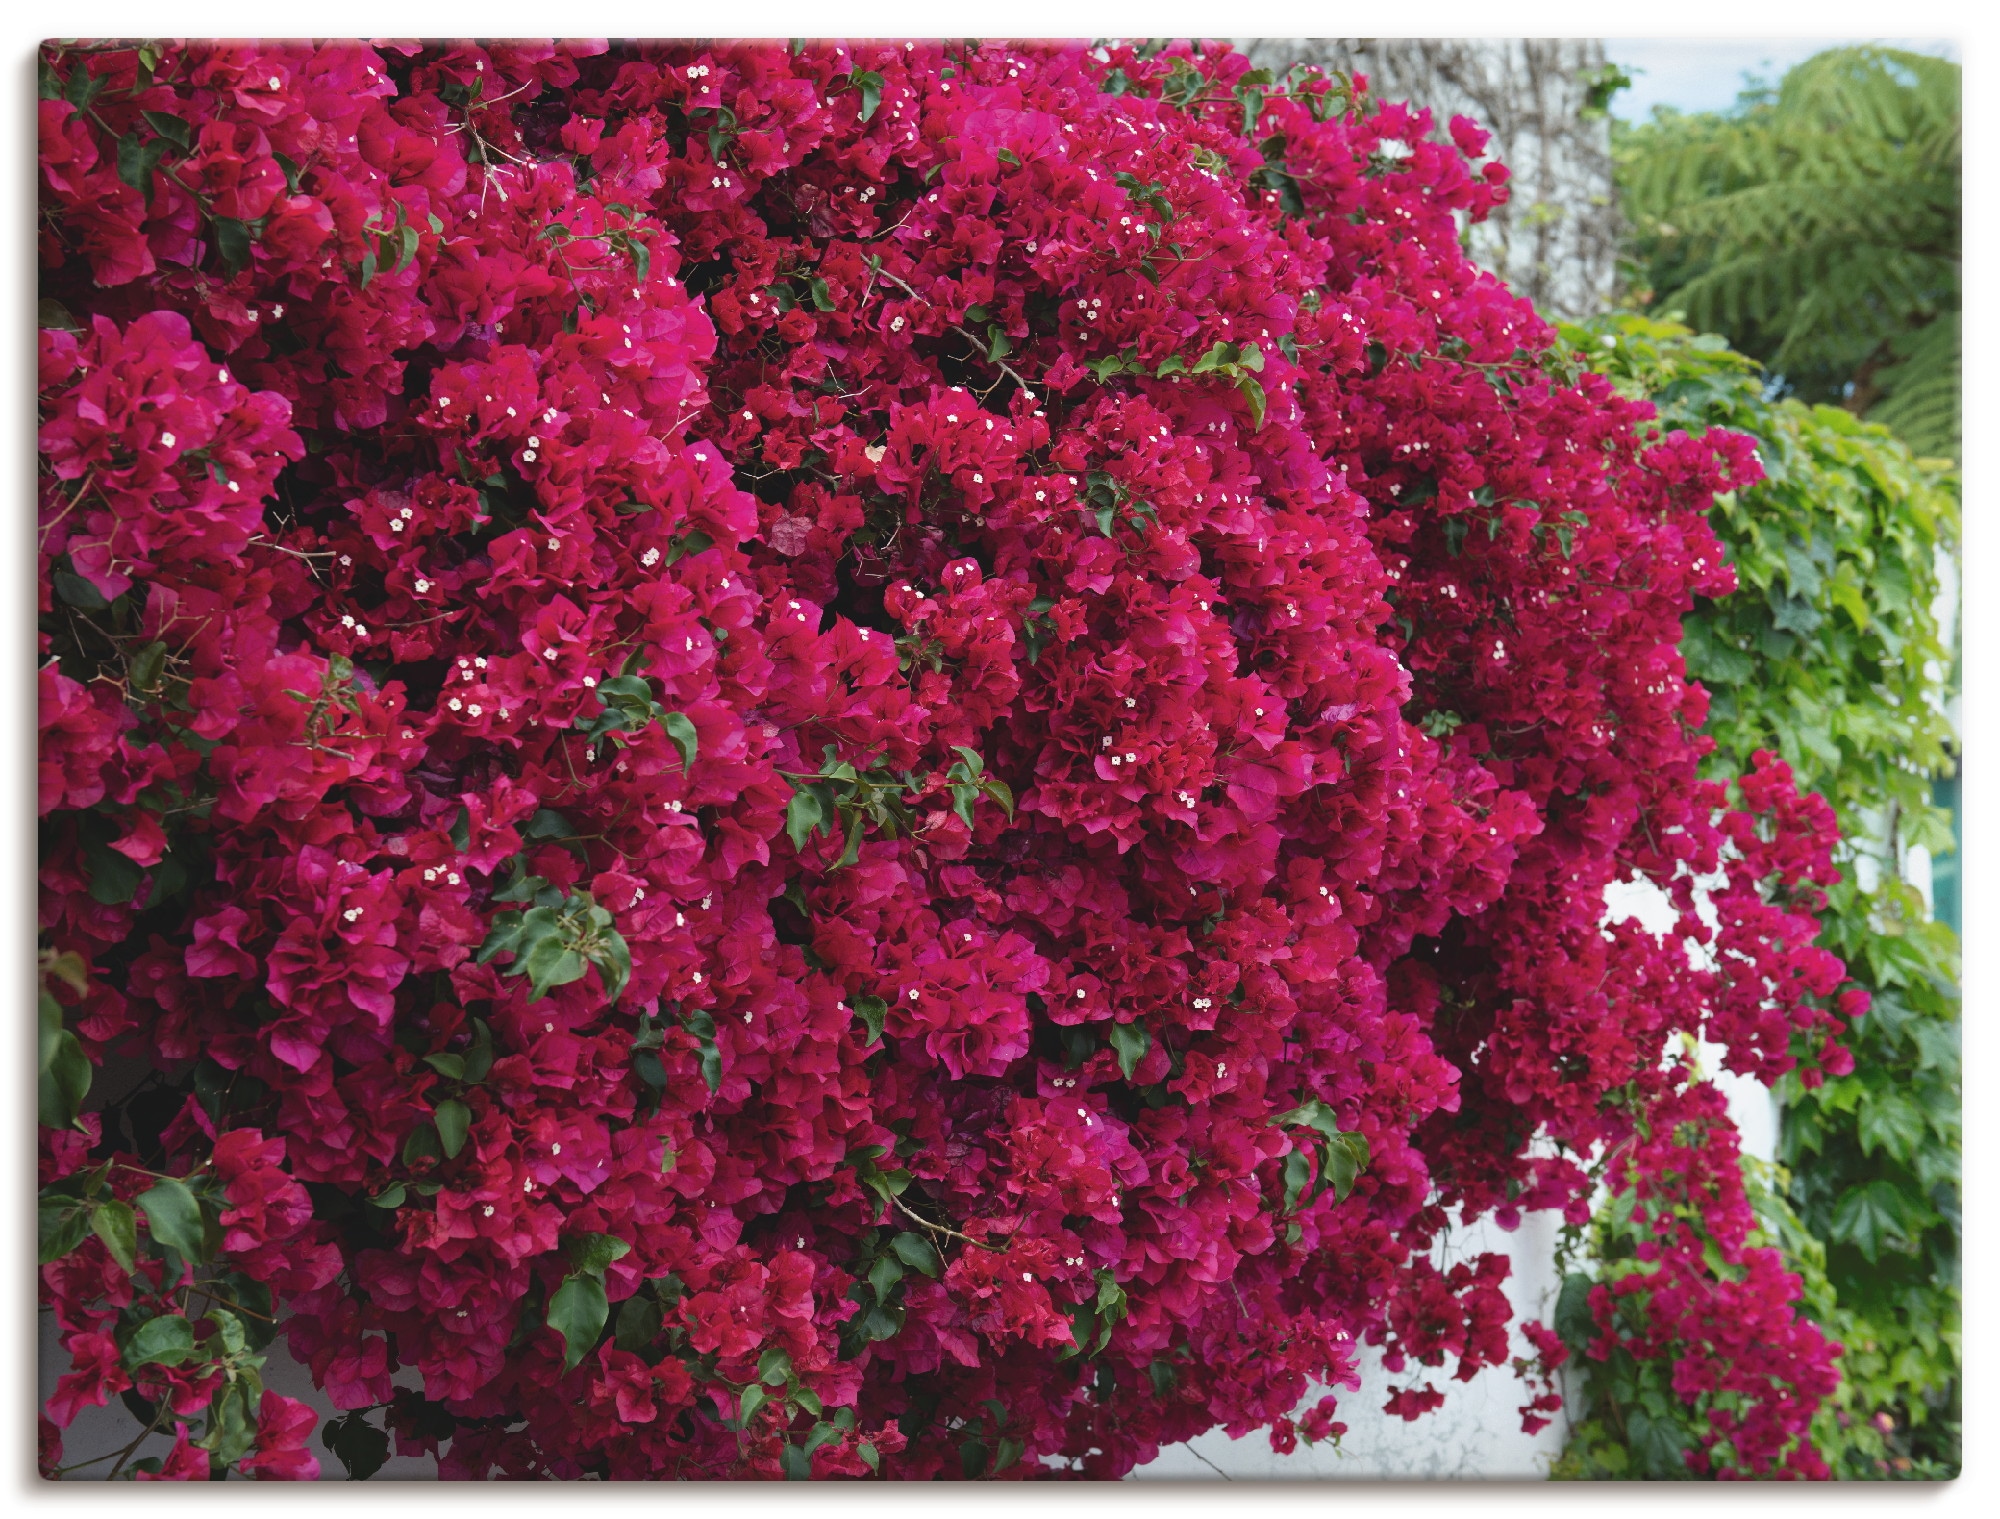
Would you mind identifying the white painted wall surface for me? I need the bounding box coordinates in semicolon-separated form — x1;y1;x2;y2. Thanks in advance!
1129;1206;1572;1481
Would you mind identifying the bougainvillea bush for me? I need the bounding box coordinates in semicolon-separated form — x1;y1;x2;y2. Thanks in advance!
38;37;1863;1480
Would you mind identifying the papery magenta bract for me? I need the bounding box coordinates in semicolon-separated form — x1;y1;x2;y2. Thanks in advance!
38;38;1854;1480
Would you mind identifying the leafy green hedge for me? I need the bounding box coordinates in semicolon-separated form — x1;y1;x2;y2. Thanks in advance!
1549;313;1960;1479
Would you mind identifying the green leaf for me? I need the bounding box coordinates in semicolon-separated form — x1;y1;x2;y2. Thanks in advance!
852;70;885;122
432;1097;471;1159
116;133;168;194
1236;374;1267;430
123;1313;197;1369
141;109;192;151
63;59;100;108
852;993;889;1046
83;851;144;907
1321;1131;1369;1201
868;1251;904;1298
547;1273;609;1372
129;640;169;693
461;1020;496;1083
39;994;91;1131
889;1231;943;1277
786;788;825;853
1554;1271;1597;1352
1280;1148;1312;1214
612;1292;664;1354
1108;1021;1151;1080
52;566;108;610
213;216;253;274
660;710;699;772
565;1231;632;1277
1830;1179;1919;1263
136;1177;211;1264
38;297;82;332
423;1051;467;1081
683;1009;723;1093
90;1199;139;1276
39;1197;91;1263
1269;1098;1344;1139
322;1411;391;1481
736;1380;769;1427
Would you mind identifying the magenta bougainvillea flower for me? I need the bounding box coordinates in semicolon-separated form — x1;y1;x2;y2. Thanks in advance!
38;38;1854;1481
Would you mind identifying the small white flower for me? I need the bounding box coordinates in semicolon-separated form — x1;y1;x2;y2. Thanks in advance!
468;704;482;717
551;1143;561;1155
1076;988;1087;1000
668;800;681;813
547;537;560;551
354;624;367;637
160;432;176;449
483;1205;495;1217
1124;698;1136;708
424;869;438;882
1125;753;1137;763
341;614;356;628
448;698;463;711
390;519;404;532
582;675;596;688
343;907;362;922
641;547;660;567
414;578;430;593
446;872;459;885
522;450;537;462
908;989;920;1000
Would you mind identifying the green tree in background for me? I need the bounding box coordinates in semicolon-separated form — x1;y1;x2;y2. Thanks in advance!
1616;47;1960;460
1551;313;1960;1479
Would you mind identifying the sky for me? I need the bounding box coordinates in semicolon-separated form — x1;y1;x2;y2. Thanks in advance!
1603;35;1960;120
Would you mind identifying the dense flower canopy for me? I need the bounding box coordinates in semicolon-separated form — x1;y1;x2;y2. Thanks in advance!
39;37;1856;1480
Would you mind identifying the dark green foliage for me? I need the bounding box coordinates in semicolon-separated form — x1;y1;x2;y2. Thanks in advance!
1556;312;1959;1478
1616;47;1960;459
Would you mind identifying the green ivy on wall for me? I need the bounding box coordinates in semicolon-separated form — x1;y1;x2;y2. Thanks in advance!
1548;312;1960;1479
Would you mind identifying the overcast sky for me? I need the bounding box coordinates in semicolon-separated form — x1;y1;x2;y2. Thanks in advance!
1603;35;1960;119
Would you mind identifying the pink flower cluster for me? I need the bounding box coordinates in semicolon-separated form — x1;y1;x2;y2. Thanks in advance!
39;38;1856;1480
